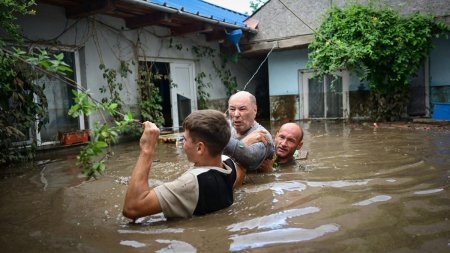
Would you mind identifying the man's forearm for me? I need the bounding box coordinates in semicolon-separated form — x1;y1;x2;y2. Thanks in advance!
123;153;153;212
223;139;267;171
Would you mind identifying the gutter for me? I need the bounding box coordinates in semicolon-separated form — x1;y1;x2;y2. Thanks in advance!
121;0;258;34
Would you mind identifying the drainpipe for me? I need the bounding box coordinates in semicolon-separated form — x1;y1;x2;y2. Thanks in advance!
121;0;258;34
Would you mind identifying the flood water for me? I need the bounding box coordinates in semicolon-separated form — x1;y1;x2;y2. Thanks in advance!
0;121;449;252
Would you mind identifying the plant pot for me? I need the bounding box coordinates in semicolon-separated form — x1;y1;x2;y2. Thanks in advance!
59;130;90;145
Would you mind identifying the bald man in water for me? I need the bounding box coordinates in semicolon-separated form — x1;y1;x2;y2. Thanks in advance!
273;123;303;166
223;91;275;172
244;122;304;171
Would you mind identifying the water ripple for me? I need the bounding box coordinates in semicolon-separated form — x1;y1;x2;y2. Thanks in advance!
270;181;307;195
245;181;307;195
227;207;320;232
306;179;370;188
352;195;392;206
414;188;444;195
229;224;339;251
120;240;147;248
155;239;197;253
118;228;184;234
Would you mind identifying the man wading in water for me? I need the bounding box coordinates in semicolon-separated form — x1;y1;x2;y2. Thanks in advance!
123;110;245;219
223;91;275;175
245;122;304;170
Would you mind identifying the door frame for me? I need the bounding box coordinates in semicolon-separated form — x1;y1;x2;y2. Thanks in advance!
169;61;196;129
139;58;197;129
299;70;350;119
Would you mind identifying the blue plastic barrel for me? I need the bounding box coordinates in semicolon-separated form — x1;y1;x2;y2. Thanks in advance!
432;102;450;120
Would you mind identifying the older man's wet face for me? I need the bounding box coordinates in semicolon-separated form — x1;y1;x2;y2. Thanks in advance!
275;124;302;162
228;94;257;136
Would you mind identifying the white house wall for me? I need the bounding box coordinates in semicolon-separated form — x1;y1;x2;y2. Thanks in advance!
15;3;257;130
268;47;364;120
268;48;309;96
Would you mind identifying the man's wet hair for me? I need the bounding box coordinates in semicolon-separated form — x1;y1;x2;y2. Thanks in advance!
183;109;231;156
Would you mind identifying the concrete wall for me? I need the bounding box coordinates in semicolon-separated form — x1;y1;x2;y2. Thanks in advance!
252;0;450;42
430;35;450;103
251;0;328;42
268;48;308;96
14;3;258;129
430;36;450;87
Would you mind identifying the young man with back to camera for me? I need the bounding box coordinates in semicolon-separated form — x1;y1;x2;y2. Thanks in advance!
123;109;245;219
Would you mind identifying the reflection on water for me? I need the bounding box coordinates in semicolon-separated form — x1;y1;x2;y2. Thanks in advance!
155;239;197;253
119;240;147;248
352;195;392;206
229;224;340;251
0;121;449;252
227;207;320;231
414;188;444;195
306;179;371;188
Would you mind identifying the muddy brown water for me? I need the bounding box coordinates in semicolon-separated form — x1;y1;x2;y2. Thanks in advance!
0;121;449;253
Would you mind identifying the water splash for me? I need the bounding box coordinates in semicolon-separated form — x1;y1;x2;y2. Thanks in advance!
40;166;48;191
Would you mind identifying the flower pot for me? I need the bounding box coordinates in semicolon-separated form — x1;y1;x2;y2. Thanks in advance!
60;130;89;145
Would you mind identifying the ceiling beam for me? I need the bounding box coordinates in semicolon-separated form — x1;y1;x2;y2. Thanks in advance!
171;25;214;36
125;13;173;29
66;0;117;19
206;30;226;42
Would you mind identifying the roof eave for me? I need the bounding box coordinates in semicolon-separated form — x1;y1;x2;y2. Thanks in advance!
122;0;258;34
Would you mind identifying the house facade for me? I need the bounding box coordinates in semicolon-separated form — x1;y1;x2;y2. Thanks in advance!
242;0;450;121
4;0;263;146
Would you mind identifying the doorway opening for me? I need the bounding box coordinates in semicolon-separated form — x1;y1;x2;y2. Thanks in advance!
139;60;196;129
139;61;172;127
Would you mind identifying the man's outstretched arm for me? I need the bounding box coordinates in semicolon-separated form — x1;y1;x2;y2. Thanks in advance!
123;121;162;220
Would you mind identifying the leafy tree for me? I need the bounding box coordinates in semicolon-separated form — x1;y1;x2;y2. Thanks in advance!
308;3;449;121
0;0;35;43
249;0;268;14
0;0;72;165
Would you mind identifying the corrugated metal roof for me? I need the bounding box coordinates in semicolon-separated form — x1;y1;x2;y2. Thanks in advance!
147;0;249;27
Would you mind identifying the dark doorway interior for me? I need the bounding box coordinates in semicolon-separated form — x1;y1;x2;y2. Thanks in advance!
140;61;172;127
408;62;426;116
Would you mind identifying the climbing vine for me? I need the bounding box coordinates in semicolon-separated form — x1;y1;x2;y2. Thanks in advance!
212;59;238;97
195;72;212;109
68;90;135;179
98;61;132;120
308;3;449;121
191;45;239;99
137;63;166;126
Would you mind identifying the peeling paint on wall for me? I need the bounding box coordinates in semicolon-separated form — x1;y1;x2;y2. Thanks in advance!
270;95;298;122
